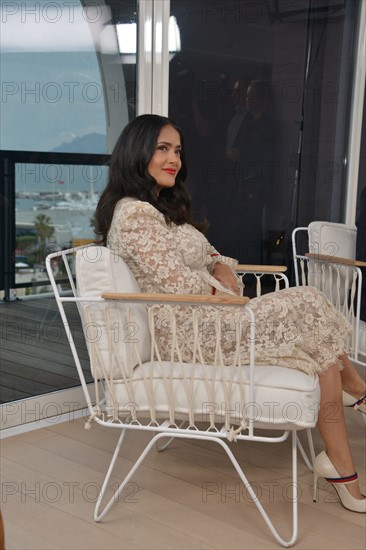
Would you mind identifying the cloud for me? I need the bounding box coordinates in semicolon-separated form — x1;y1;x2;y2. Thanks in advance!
0;1;111;53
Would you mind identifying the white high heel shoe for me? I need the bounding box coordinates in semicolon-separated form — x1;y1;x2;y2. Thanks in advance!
313;451;366;513
342;391;366;414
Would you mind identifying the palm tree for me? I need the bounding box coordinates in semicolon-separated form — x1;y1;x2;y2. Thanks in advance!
34;213;55;252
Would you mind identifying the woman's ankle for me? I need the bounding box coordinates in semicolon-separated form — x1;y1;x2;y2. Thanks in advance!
325;456;364;498
342;384;366;399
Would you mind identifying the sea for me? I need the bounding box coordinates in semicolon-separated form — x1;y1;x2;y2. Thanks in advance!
16;193;99;243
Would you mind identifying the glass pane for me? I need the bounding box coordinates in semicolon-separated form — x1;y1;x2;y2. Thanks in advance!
169;0;359;266
15;162;107;292
0;0;139;407
0;0;137;153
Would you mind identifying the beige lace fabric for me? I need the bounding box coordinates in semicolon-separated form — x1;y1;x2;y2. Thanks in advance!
107;198;351;375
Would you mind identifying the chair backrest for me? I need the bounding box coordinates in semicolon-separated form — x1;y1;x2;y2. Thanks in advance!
75;246;151;380
292;222;365;364
307;222;357;305
308;221;356;259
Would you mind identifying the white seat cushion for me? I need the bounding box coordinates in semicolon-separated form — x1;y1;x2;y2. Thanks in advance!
104;362;320;430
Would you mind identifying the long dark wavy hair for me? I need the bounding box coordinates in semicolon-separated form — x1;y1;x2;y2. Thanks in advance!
95;114;205;245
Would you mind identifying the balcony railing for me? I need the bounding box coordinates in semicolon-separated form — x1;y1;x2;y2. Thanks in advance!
0;150;109;300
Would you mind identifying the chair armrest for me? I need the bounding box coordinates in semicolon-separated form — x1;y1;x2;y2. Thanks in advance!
305;253;366;267
236;264;287;273
101;292;250;306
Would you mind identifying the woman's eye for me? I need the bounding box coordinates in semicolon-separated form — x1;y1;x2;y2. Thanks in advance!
157;145;168;151
176;149;182;156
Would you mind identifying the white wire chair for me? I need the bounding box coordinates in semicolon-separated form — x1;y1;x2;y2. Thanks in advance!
46;244;319;548
292;221;366;369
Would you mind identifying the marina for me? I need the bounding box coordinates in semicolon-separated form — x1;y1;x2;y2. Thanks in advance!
16;191;99;242
11;191;99;297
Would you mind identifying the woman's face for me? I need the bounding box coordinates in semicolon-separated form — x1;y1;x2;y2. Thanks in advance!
148;125;182;194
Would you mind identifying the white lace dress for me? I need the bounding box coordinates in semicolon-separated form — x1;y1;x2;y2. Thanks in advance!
107;198;351;375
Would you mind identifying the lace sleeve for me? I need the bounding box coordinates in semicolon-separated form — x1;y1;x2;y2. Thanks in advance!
206;243;238;273
117;202;212;294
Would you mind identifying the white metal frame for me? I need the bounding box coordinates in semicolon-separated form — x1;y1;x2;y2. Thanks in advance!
345;0;366;224
151;0;170;115
292;226;365;369
137;0;170;115
137;0;154;114
45;245;318;547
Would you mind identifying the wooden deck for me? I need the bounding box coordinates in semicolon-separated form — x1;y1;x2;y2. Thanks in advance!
0;297;92;403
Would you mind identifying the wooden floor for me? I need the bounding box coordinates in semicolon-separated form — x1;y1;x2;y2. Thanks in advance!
0;298;92;403
1;410;365;550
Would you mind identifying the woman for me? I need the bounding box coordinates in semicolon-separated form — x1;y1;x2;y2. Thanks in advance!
95;114;365;513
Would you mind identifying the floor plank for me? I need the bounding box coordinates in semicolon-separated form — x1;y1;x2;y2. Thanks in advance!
1;418;365;550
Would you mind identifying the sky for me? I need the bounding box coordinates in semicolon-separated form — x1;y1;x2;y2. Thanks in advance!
0;0;123;152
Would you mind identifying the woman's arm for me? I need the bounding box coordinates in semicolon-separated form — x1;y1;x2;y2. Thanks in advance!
213;262;241;295
204;243;241;294
118;206;212;295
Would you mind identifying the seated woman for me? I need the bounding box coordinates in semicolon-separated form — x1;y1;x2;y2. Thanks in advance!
95;114;365;513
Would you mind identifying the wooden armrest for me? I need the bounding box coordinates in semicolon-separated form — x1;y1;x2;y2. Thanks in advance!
102;292;250;305
305;253;366;267
236;264;287;273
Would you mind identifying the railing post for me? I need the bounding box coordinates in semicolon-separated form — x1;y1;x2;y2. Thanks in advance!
1;157;16;301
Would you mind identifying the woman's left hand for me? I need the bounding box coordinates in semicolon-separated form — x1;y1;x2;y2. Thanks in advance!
213;263;241;295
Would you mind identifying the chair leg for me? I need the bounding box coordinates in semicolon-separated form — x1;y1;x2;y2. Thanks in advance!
94;429;180;522
155;421;187;452
296;429;315;471
306;428;316;465
213;432;299;548
94;429;299;547
94;428;127;522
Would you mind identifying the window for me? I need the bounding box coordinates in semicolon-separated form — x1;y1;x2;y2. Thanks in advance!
168;0;360;265
0;0;136;153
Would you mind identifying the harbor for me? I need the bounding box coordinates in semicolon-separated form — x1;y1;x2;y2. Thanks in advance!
12;191;100;297
16;190;99;242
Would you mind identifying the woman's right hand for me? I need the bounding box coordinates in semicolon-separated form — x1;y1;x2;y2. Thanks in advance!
213;263;241;295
